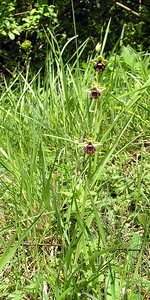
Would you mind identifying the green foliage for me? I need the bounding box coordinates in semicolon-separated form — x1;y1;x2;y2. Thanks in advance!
0;1;20;40
22;4;57;37
0;0;58;73
0;0;150;76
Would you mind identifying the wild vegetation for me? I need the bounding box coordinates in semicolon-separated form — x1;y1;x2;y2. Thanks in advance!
0;0;150;76
0;22;150;299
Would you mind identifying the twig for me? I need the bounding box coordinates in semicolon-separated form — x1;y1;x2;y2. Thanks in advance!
15;11;30;16
112;248;141;251
23;242;63;247
116;1;150;23
116;2;140;17
23;243;141;252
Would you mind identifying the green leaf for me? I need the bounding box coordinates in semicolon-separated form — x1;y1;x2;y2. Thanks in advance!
1;30;7;36
57;287;73;300
13;29;20;35
8;32;15;40
82;291;99;300
138;213;150;227
0;232;17;271
91;200;106;247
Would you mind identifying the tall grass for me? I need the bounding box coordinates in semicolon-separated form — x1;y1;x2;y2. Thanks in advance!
0;33;150;299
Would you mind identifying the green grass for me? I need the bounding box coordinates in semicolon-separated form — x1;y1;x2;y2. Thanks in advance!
0;38;150;300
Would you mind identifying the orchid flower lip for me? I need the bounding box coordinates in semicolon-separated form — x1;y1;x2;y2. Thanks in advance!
84;142;96;154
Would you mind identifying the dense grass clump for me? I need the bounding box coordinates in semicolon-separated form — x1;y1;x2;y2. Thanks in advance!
0;40;150;299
